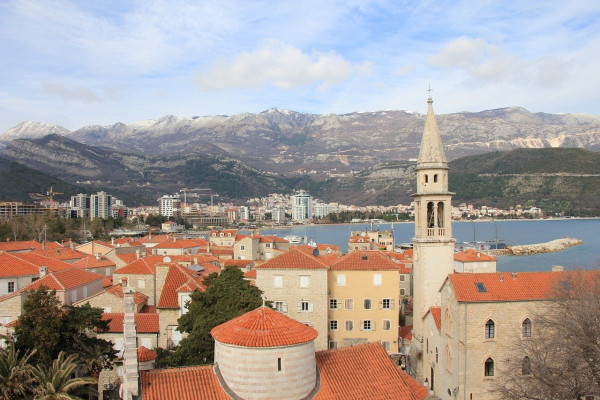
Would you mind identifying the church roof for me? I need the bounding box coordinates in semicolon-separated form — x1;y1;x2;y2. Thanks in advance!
417;97;448;170
210;306;318;347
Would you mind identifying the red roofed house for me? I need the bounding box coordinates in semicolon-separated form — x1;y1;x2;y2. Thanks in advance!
152;238;208;256
0;239;45;253
140;306;426;400
208;229;238;247
0;252;72;296
255;247;330;350
453;248;497;273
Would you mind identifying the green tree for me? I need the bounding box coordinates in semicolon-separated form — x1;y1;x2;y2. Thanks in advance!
89;218;104;238
175;266;264;365
0;340;36;400
32;351;97;400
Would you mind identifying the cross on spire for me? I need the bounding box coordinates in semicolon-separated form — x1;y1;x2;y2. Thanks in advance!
426;84;433;98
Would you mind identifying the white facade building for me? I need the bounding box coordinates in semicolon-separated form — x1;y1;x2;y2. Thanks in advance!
158;195;181;217
291;190;313;222
90;191;112;220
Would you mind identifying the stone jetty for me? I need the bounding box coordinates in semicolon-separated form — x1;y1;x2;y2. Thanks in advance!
505;237;583;256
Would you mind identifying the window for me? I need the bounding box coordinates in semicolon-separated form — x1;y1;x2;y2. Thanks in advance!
363;299;372;310
344;298;354;310
381;341;391;352
400;275;406;282
484;358;494;376
274;275;283;288
435;347;439;363
298;301;313;312
381;298;393;309
7;282;14;293
475;282;487;292
329;320;338;331
425;174;429;183
329;299;338;310
273;301;287;312
137;278;145;289
434;174;438;183
485;319;495;339
345;320;353;331
240;245;245;251
522;356;532;375
373;273;382;286
522;318;532;338
382;320;391;331
277;357;282;372
266;243;271;248
400;288;406;296
337;274;346;286
329;341;338;350
361;320;374;331
300;275;309;288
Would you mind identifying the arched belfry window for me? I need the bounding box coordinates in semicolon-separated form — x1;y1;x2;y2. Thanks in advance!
437;202;445;230
427;202;435;231
434;174;438;182
424;174;429;183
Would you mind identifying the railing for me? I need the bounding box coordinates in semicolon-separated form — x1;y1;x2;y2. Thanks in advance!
427;228;446;236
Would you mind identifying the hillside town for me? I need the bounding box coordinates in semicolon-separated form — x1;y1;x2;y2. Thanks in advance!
1;96;597;399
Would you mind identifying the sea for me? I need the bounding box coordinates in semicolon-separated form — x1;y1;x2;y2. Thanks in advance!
258;218;600;272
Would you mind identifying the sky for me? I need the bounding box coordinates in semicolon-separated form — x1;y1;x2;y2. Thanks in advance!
0;0;599;134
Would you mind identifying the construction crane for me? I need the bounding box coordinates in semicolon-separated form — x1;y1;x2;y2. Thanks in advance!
46;186;63;210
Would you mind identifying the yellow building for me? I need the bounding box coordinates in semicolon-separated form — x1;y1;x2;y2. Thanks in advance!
328;250;400;353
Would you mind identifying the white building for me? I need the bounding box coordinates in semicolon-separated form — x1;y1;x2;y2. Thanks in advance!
291;190;313;222
69;193;90;218
158;195;180;218
312;202;338;219
271;206;286;222
91;191;112;220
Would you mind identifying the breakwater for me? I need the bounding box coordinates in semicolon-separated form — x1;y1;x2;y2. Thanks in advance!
495;237;583;256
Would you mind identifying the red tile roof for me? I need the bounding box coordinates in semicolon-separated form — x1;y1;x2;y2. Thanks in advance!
35;248;85;262
255;247;329;270
448;270;599;302
140;305;157;314
103;276;113;287
330;251;401;271
138;235;171;244
157;264;208;309
101;313;159;333
0;252;71;278
141;365;230;400
403;249;413;260
117;253;139;264
399;325;413;340
138;346;158;362
430;307;441;332
105;285;149;305
317;243;339;252
244;270;256;279
0;240;43;252
211;306;318;347
27;268;104;291
315;342;423;400
114;255;166;275
223;259;253;268
154;239;208;249
209;247;234;256
72;254;116;269
209;230;237;238
454;249;497;262
259;235;287;243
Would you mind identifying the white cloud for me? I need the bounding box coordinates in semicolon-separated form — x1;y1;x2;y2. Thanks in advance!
194;39;371;91
42;83;102;103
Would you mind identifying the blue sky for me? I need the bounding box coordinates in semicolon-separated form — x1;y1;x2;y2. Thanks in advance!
0;0;599;133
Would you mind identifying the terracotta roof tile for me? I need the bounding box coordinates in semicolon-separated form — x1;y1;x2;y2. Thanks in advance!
27;268;103;291
0;240;43;252
157;264;207;309
101;313;159;333
140;305;157;313
315;342;421;400
138;346;158;362
211;306;318;347
255;247;329;270
117;253;138;264
35;248;84;262
244;270;256;279
430;307;441;332
102;276;113;287
454;249;497;262
330;251;400;271
105;285;149;305
72;254;116;269
114;255;166;275
154;239;208;249
0;252;71;278
317;243;339;252
209;247;234;256
139;235;171;244
399;325;413;340
141;366;230;400
448;270;600;302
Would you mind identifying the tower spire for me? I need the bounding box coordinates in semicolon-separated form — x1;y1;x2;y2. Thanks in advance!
417;95;447;170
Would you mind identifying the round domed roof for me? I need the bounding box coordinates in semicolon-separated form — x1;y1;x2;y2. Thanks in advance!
211;306;318;348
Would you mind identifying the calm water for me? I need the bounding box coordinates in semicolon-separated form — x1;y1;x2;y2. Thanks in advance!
259;219;600;272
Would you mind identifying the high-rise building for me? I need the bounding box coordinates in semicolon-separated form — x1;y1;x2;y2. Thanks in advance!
291;190;313;222
69;194;90;218
90;191;112;219
158;195;181;217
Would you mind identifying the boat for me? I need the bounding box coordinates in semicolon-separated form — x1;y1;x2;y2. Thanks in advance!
284;235;303;244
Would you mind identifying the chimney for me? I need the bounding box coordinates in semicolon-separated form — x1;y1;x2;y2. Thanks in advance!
121;277;128;287
111;237;115;246
552;265;564;272
193;257;198;265
149;232;152;240
70;242;76;250
476;252;480;258
499;274;503;282
120;287;139;398
511;272;517;279
95;253;102;260
136;249;141;260
39;266;48;278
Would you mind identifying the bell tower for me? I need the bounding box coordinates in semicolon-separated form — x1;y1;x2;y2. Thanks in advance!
410;95;455;378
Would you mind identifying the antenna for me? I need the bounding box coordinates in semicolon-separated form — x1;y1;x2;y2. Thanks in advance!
426;84;433;98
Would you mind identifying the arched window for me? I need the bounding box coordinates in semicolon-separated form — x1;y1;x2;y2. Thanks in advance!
446;345;452;372
522;318;532;337
427;202;435;229
485;319;495;339
424;174;429;183
485;357;494;376
437;202;445;229
434;174;438;182
522;356;532;375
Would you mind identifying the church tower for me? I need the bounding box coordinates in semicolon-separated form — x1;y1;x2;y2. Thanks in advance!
410;95;455;378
